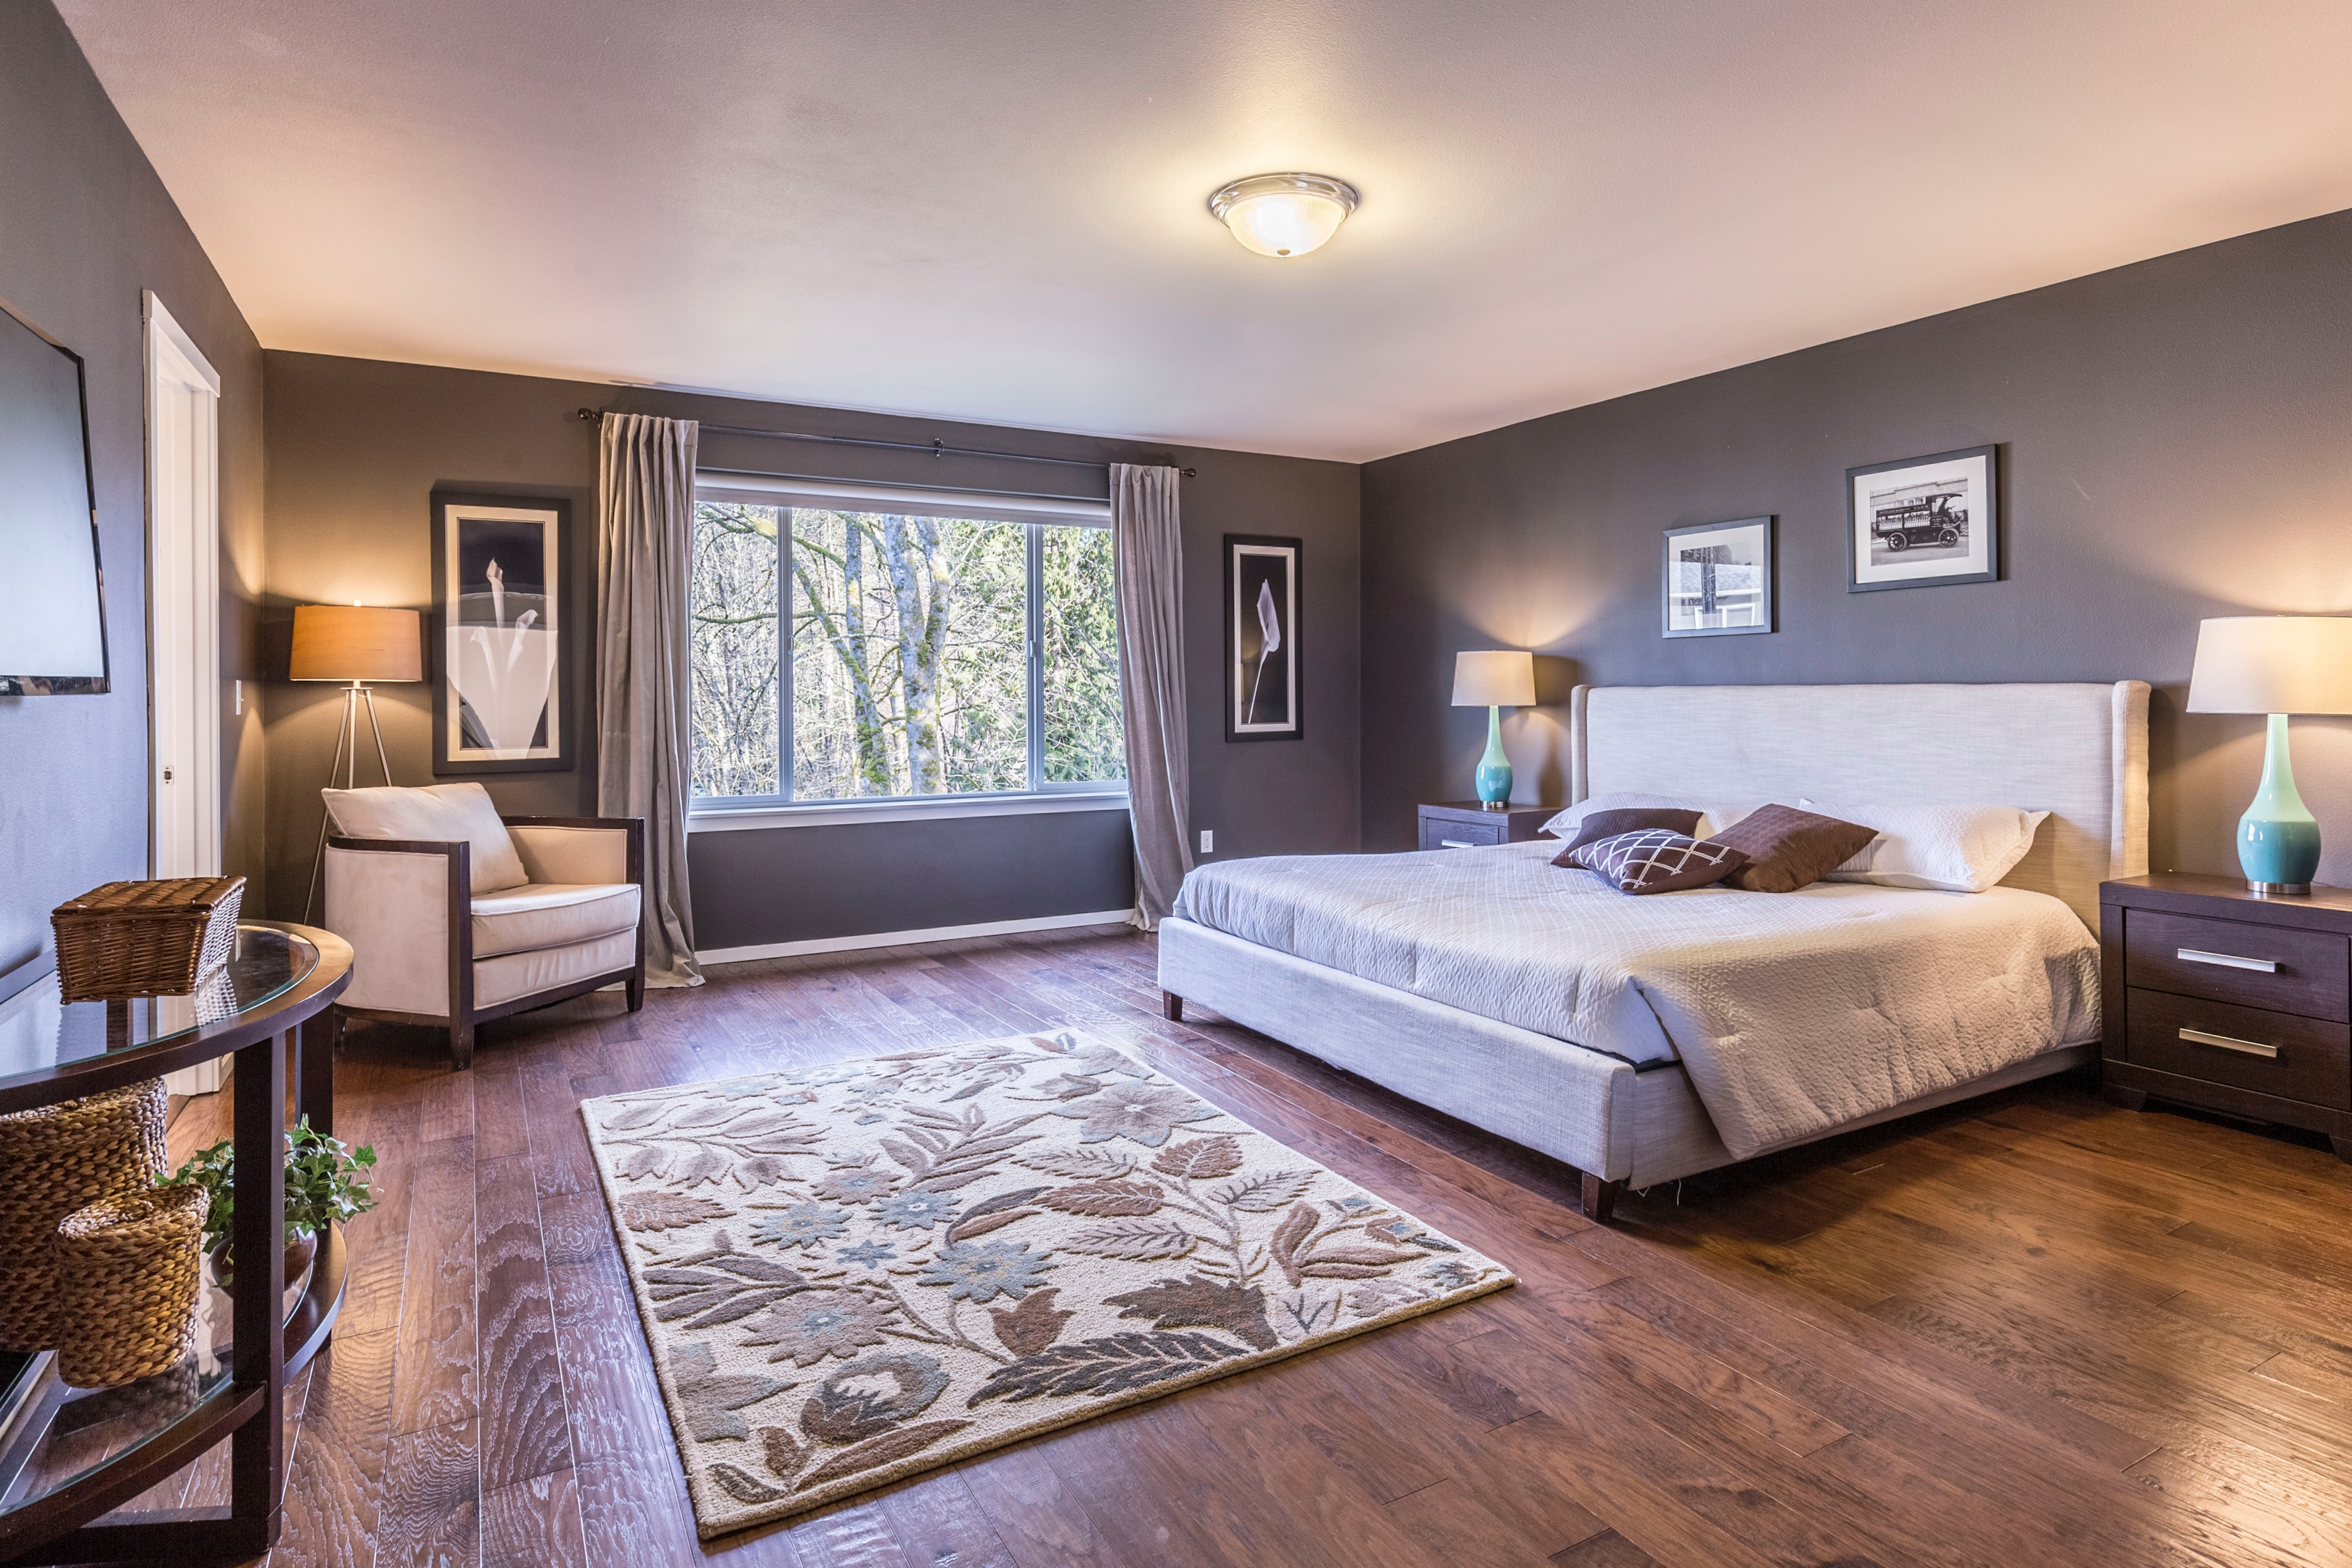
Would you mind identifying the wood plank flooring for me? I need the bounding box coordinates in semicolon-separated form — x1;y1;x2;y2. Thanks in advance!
152;923;2352;1567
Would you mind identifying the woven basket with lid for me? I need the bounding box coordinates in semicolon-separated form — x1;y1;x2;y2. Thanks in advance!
52;876;245;1003
52;1184;207;1387
0;1079;169;1351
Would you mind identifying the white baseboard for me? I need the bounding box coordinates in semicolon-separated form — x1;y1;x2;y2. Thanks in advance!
698;908;1136;966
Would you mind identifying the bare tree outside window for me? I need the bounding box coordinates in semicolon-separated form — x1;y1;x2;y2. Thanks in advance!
690;498;1123;802
689;500;780;797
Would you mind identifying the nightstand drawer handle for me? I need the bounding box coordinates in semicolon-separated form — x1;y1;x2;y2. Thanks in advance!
2178;1026;2280;1059
1439;839;1475;849
2176;947;2279;973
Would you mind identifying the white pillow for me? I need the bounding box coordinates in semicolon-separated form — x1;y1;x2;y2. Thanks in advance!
1798;800;2050;893
1539;793;1760;842
322;783;530;894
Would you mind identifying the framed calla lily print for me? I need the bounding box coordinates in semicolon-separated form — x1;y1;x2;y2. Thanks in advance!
1225;534;1302;741
430;491;573;773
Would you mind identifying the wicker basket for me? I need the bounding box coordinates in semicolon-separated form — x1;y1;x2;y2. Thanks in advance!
52;877;245;1003
52;1185;206;1387
0;1079;170;1351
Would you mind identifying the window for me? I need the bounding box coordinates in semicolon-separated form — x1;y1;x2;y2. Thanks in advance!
690;492;1124;807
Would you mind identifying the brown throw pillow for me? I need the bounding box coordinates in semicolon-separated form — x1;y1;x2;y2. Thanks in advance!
1709;804;1879;893
1567;830;1749;895
1550;807;1704;865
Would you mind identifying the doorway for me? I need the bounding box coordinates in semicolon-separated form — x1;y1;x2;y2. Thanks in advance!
144;292;224;1094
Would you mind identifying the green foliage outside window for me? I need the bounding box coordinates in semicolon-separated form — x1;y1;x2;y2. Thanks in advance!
690;501;1124;801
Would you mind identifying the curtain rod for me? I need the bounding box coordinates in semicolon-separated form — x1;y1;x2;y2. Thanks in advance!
696;465;1117;507
573;407;1195;478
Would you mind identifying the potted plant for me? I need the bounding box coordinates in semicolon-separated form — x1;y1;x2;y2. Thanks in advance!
160;1116;377;1294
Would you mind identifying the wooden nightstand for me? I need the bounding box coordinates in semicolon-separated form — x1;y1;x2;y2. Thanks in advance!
1417;801;1556;852
2099;873;2352;1161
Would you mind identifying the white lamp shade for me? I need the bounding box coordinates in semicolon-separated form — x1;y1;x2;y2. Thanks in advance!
2185;616;2352;715
1451;650;1536;707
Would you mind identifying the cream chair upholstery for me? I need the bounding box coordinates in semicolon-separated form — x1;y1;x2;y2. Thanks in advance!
321;784;644;1069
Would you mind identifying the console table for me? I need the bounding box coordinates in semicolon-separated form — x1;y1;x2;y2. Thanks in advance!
0;921;353;1566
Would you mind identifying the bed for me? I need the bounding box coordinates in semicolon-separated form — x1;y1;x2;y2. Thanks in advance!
1157;681;2150;1220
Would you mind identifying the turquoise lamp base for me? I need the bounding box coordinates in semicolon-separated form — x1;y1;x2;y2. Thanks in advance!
2240;713;2321;896
1474;705;1512;807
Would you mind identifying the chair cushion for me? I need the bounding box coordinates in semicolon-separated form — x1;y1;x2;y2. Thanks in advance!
475;930;637;1009
470;882;642;959
322;783;529;894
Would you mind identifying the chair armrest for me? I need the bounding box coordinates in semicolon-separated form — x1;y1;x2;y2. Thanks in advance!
323;836;471;1018
502;816;645;889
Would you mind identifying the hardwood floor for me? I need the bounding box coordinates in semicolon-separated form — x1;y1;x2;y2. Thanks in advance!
152;923;2352;1567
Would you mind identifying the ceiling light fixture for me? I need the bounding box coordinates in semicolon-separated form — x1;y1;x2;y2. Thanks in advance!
1207;173;1360;258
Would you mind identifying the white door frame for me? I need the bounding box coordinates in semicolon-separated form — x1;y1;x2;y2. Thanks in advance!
145;292;225;1093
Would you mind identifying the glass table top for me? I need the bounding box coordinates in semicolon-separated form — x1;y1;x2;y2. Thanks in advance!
0;926;319;1085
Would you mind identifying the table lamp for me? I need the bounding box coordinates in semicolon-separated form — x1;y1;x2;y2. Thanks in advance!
293;603;422;919
1451;650;1536;809
2186;615;2352;895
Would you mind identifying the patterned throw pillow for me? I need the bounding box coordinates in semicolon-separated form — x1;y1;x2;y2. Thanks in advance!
1550;807;1704;864
1567;829;1749;894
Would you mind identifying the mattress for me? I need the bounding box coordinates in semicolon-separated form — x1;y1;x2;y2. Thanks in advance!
1170;841;2102;1159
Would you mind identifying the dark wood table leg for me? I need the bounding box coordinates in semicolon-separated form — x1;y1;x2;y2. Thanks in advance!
228;1028;287;1555
297;1010;340;1138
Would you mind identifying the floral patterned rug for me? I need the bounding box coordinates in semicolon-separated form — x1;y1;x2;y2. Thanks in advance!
580;1029;1516;1536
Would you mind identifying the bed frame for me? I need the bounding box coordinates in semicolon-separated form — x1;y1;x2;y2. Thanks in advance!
1158;681;2150;1221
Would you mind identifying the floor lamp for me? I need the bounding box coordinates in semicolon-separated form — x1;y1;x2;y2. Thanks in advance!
294;603;422;922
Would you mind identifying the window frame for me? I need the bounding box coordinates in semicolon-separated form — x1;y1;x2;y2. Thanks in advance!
687;475;1127;827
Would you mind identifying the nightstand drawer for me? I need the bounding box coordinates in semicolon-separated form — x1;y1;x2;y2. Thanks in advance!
2124;910;2348;1022
2126;988;2351;1110
1421;819;1503;850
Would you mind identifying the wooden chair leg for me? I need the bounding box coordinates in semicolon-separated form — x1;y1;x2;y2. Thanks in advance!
626;971;645;1013
450;1021;474;1072
1581;1172;1623;1224
1161;991;1183;1022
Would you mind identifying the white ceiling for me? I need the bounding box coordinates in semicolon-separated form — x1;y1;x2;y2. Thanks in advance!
57;0;2352;462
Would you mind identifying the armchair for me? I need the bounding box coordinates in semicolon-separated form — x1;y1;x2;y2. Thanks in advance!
321;784;645;1069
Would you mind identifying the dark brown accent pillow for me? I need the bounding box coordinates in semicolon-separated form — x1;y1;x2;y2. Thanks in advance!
1550;807;1704;865
1567;830;1749;895
1709;804;1879;893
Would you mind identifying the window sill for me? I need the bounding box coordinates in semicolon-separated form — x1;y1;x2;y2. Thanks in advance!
687;791;1131;833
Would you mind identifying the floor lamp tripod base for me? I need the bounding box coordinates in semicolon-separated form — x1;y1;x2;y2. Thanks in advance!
303;682;395;923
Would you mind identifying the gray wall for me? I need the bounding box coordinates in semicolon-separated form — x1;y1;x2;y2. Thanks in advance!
1361;208;2352;884
261;352;1359;947
0;2;265;998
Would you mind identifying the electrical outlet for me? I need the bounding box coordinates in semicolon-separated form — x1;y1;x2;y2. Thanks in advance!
1199;829;1214;854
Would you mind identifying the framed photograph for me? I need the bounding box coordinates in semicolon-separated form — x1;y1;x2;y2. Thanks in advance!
1225;534;1302;741
1662;516;1773;638
430;491;572;774
1847;444;1999;592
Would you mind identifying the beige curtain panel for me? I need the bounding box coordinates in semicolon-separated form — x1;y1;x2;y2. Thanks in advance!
1111;463;1193;929
597;412;704;987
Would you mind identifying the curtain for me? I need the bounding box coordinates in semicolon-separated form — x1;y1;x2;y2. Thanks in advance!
597;413;704;987
1111;464;1193;930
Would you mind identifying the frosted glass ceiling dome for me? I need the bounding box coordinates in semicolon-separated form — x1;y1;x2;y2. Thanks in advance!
1207;173;1360;258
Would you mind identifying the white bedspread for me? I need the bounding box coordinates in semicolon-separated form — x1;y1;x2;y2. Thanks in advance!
1170;841;2101;1159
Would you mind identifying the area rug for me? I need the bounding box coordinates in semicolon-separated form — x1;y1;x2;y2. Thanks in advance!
580;1029;1516;1536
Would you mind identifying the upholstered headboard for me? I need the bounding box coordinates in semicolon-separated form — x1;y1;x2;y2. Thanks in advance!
1568;682;2149;928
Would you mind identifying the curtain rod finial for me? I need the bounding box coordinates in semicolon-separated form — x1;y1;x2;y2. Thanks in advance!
576;407;602;423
